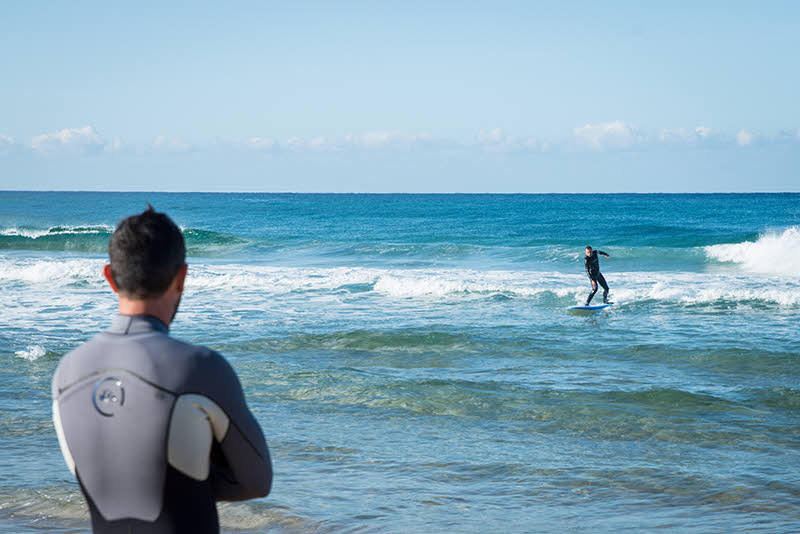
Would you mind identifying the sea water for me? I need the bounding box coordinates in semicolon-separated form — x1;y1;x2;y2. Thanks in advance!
0;192;798;533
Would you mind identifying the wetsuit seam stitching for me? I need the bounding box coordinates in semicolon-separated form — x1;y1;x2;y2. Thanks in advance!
57;368;178;397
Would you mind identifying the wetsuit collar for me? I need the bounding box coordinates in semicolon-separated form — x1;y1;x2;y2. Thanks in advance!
108;314;169;335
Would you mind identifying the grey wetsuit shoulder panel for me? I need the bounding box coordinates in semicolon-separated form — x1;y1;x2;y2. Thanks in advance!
52;315;272;533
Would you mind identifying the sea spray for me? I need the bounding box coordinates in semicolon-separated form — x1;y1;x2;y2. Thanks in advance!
14;345;47;361
705;226;800;276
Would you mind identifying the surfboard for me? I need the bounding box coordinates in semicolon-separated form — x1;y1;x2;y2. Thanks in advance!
567;303;613;313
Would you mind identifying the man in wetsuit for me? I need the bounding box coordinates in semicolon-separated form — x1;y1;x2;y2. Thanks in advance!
584;245;611;305
51;206;272;534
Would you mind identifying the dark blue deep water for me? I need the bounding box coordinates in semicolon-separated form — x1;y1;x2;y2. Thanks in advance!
1;192;799;532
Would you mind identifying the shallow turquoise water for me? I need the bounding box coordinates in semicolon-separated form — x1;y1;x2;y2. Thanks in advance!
1;192;798;532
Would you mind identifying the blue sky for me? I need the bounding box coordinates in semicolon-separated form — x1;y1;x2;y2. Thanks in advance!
1;1;798;192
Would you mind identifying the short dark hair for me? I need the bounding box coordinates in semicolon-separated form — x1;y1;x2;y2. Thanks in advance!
108;205;186;299
585;245;592;250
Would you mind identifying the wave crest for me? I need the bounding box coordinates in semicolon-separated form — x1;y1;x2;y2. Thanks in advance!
705;227;800;276
15;345;48;361
0;225;248;255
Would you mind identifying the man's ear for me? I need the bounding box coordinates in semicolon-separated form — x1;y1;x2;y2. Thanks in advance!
103;264;119;293
173;264;188;293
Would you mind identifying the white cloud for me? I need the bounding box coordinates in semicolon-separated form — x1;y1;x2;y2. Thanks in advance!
153;136;191;153
343;131;436;150
570;122;778;151
279;135;342;151
17;124;798;159
0;135;13;155
736;129;756;147
774;129;800;143
477;128;545;152
477;128;505;146
308;136;338;151
105;137;123;152
573;121;646;150
695;126;721;140
30;126;105;156
242;131;442;152
285;136;306;151
247;137;278;151
658;126;727;148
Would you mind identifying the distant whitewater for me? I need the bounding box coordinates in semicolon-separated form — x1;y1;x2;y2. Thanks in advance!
0;224;247;255
4;258;799;307
1;192;798;534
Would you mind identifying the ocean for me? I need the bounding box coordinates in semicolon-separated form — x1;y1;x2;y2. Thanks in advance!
1;192;798;533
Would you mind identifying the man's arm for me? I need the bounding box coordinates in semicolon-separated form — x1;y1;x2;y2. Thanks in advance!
209;419;272;501
598;251;610;258
201;353;273;501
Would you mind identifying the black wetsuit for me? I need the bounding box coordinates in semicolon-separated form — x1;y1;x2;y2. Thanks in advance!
52;315;272;534
584;250;609;305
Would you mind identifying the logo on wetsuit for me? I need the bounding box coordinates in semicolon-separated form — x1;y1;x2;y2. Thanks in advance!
92;377;125;416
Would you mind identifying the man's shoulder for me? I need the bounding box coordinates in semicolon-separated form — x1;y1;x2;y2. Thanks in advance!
156;333;219;360
146;335;239;392
53;328;231;396
57;327;213;362
53;331;109;378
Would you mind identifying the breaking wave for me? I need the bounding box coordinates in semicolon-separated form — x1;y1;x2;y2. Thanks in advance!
0;225;113;253
705;227;800;276
0;225;248;256
2;258;798;306
14;345;48;361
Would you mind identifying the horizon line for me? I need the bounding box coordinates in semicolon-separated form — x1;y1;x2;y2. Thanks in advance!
2;189;798;195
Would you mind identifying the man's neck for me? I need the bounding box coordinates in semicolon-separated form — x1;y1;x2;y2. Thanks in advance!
117;296;175;328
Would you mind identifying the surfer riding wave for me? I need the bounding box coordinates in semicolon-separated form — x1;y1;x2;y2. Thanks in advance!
584;245;610;305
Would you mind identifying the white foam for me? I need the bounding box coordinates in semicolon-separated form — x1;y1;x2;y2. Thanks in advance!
186;264;580;299
15;345;46;361
705;227;800;276
610;275;800;307
373;269;575;298
187;265;383;293
0;225;113;239
1;226;50;238
0;258;105;286
187;265;800;306
2;257;798;312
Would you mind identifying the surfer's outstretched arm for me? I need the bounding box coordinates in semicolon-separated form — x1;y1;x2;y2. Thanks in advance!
598;251;610;258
